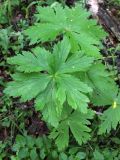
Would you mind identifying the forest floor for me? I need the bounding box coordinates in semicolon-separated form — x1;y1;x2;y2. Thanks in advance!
1;0;120;159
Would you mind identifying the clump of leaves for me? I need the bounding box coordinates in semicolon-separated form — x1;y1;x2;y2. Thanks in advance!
0;0;20;24
0;141;10;159
4;3;120;150
12;134;52;160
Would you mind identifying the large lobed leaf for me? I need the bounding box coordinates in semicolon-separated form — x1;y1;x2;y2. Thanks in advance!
7;48;51;73
86;63;118;106
56;74;92;113
4;73;52;102
24;3;107;57
99;93;120;134
4;37;93;126
50;107;94;150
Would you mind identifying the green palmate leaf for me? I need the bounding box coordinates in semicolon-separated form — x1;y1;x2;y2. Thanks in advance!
50;121;69;151
24;3;106;57
50;108;94;150
99;93;120;134
53;36;71;63
93;149;104;160
57;53;94;74
99;107;120;134
69;115;92;145
30;148;38;160
7;48;51;73
57;74;92;93
4;73;51;101
42;102;61;127
5;37;93;127
86;63;118;106
37;82;63;127
56;74;92;113
18;148;29;159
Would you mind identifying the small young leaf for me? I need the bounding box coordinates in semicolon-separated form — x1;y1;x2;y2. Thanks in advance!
50;108;94;150
30;148;38;160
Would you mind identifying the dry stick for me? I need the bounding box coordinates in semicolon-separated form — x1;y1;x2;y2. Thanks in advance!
98;7;120;41
88;0;120;42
